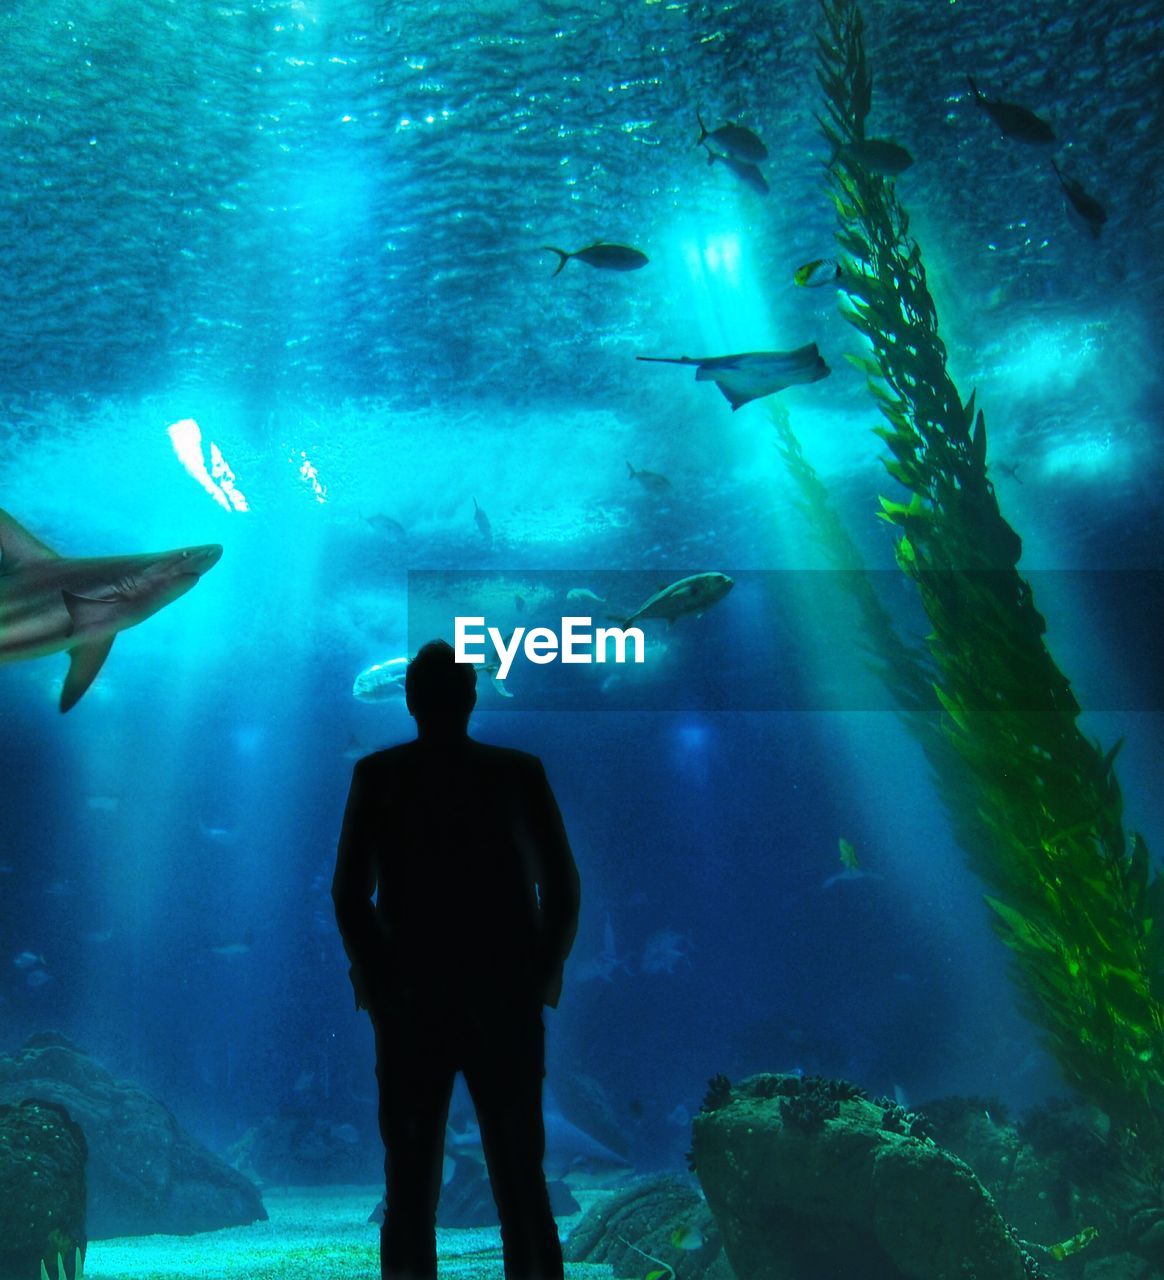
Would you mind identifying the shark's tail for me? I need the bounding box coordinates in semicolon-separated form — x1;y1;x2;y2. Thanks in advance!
966;74;983;102
636;354;697;365
626;460;636;478
541;246;571;277
696;111;709;148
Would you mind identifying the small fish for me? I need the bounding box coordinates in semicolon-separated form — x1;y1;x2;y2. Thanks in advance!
992;461;1022;484
640;929;692;975
638;347;830;410
13;950;44;970
211;930;254;957
966;76;1055;144
696;112;768;162
366;513;406;539
1050;160;1107;237
473;498;493;546
26;968;52;988
342;733;367;760
567;587;606;605
199;819;239;845
671;1225;704;1252
836;138;913;175
82;929;114;944
822;868;884;889
794;258;844;288
702;143;769;195
86;794;120;812
541;242;649;277
627;460;672;493
514;593;525;613
839;837;859;871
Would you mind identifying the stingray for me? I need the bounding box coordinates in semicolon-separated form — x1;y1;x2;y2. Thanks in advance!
637;344;830;410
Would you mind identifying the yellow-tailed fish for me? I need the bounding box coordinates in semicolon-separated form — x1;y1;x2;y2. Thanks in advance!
670;1225;704;1251
794;258;844;288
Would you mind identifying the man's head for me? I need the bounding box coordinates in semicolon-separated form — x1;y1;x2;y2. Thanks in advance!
405;639;477;735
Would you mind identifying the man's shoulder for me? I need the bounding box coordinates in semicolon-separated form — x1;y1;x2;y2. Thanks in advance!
469;740;544;773
353;742;413;774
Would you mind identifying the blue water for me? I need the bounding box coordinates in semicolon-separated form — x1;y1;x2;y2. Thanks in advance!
0;0;1161;1181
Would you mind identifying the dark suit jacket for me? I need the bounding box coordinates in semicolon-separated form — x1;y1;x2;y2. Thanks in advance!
333;737;581;1013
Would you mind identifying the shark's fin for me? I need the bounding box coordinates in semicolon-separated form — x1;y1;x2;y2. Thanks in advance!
714;381;761;410
61;636;115;712
0;508;60;573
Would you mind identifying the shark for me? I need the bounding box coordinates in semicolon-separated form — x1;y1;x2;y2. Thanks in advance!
637;345;830;410
0;507;222;712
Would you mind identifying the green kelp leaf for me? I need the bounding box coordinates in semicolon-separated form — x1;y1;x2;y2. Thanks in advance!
883;459;922;490
985;896;1065;957
971;411;988;472
877;492;929;527
1100;967;1156;1031
1129;835;1151;909
873;424;918;461
933;683;969;732
844;351;881;376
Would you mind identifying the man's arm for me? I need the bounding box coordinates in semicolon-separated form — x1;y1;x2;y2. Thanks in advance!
528;759;581;1008
332;759;385;1010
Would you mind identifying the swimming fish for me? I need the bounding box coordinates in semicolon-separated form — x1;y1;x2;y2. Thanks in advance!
992;461;1022;484
836;138;913;175
839;837;859;871
670;1225;704;1252
637;346;830;410
702;144;769;195
696;113;768;162
13;950;44;970
616;572;733;627
1050;160;1107;237
211;931;254;958
627;461;672;493
566;587;606;605
366;513;406;539
541;243;649;277
794;258;845;288
0;507;222;712
473;498;493;546
966;76;1055;144
352;655;409;702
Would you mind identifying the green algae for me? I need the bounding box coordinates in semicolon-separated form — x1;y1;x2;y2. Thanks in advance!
816;0;1164;1157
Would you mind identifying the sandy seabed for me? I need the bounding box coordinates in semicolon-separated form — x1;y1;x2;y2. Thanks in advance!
84;1185;619;1280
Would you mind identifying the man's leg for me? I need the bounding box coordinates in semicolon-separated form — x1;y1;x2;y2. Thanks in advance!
374;1012;456;1280
464;1006;563;1280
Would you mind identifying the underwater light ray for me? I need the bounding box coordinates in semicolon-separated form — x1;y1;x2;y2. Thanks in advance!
167;419;248;512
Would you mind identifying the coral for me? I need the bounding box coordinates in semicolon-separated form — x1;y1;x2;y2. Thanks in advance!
817;0;1164;1160
873;1098;935;1143
699;1076;733;1114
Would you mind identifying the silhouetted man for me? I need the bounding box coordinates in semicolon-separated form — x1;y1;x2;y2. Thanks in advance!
333;639;581;1280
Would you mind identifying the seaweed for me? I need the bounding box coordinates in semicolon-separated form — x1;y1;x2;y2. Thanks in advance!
817;0;1164;1156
